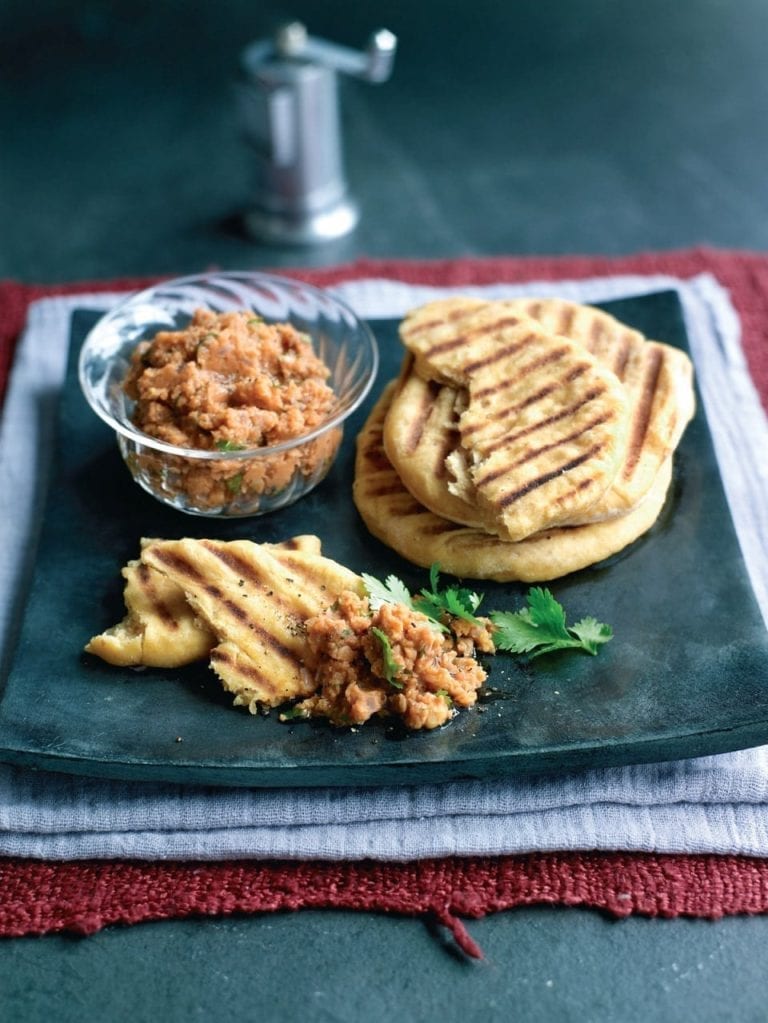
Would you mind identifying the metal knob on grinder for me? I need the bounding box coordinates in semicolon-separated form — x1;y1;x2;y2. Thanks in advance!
239;22;397;245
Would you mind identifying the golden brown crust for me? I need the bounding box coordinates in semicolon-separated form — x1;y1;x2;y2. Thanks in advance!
502;298;695;523
388;297;694;533
141;537;363;709
396;298;631;540
354;384;672;583
84;535;325;670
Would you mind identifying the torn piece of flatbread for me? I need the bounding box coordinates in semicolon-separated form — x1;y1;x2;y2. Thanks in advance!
354;383;672;583
84;535;323;669
141;537;363;710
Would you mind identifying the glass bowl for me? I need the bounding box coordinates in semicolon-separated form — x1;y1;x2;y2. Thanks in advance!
78;271;379;517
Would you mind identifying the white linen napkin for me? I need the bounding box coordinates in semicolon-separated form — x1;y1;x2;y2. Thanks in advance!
1;272;768;862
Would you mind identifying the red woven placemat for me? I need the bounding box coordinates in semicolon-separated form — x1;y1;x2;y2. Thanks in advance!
5;852;768;957
2;246;768;953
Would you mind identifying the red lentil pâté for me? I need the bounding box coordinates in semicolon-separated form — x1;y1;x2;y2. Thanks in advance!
123;308;340;509
293;591;496;730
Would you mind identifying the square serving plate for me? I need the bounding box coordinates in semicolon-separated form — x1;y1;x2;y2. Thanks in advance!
1;291;768;787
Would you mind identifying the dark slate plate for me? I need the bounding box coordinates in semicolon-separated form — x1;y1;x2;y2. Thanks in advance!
2;292;768;787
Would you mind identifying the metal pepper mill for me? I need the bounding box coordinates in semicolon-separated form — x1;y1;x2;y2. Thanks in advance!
238;22;397;245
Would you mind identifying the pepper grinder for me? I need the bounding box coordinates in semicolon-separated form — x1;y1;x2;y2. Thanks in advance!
238;22;397;245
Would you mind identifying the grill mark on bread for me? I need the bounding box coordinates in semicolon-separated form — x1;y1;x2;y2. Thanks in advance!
400;498;430;516
202;542;272;589
203;542;325;606
477;386;609;454
415;316;524;362
419;336;470;360
466;358;586;440
368;482;411;497
364;448;391;470
624;346;664;476
475;413;613;482
471;344;571;401
463;367;599;443
611;336;633;380
469;378;516;407
363;429;390;470
405;379;441;453
559;305;577;335
494;445;604;509
201;584;248;625
589;316;605;343
463;331;531;374
406;306;476;337
210;648;279;696
151;546;296;660
136;563;178;629
553;477;597;508
150;547;206;583
419;520;465;536
460;534;506;550
216;594;295;659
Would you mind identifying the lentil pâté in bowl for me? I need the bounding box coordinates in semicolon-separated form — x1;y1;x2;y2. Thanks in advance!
78;272;379;517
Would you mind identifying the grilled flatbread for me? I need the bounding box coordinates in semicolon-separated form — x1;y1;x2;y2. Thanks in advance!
504;298;695;522
383;358;488;529
141;537;363;710
399;296;507;385
389;297;694;530
398;299;631;541
354;384;672;582
85;535;322;669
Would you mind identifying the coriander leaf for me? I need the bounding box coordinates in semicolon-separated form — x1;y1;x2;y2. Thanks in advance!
370;627;404;688
361;572;414;612
569;616;613;654
412;562;485;627
488;608;550;655
410;590;449;630
526;586;571;641
216;439;247;452
361;570;446;635
440;586;484;622
490;588;612;658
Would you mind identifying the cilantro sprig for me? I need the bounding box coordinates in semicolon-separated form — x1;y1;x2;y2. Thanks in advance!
413;563;484;628
361;567;612;660
362;563;484;633
490;587;612;658
361;572;413;613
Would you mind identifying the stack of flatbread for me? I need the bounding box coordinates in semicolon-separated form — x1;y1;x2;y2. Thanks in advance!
353;297;695;582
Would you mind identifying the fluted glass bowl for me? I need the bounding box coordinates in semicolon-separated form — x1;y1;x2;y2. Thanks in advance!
78;272;379;517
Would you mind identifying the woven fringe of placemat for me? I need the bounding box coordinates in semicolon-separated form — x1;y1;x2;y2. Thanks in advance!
4;245;766;410
2;245;768;951
5;853;768;956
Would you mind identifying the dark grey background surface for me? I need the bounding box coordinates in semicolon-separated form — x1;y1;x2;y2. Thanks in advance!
2;1;768;1021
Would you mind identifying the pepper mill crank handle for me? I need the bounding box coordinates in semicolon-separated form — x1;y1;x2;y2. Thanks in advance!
239;23;398;246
